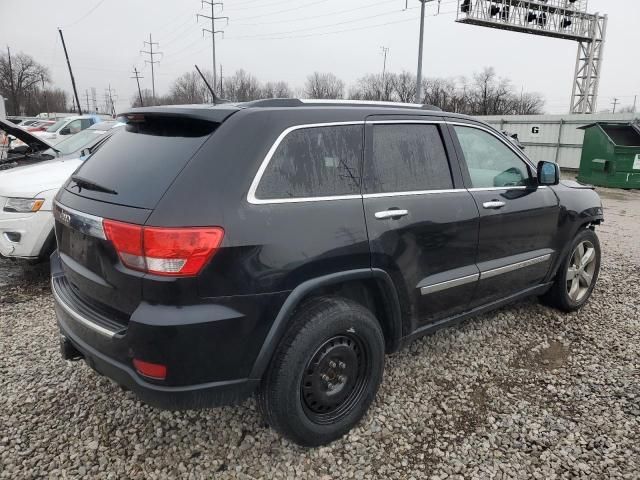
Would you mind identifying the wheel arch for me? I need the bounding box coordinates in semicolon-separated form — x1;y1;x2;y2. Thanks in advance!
249;268;404;381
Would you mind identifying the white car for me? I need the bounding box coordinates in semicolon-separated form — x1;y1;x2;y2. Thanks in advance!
0;121;123;260
33;115;101;146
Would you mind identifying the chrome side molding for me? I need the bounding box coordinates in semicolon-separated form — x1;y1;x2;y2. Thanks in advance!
420;273;479;295
480;254;552;280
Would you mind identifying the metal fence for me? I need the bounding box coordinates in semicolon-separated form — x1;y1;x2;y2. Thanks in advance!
476;113;639;170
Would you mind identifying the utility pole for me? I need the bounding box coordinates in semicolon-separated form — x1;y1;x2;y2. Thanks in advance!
633;95;637;114
197;1;228;93
219;64;223;98
58;28;82;115
85;90;90;113
141;34;162;102
107;84;116;117
380;46;389;101
611;97;619;114
41;74;50;117
6;46;17;115
131;67;144;106
412;0;435;103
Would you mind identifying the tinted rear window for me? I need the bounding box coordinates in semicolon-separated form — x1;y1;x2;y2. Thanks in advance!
67;116;217;209
255;125;362;200
365;124;453;193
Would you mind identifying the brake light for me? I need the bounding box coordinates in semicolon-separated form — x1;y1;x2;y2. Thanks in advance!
133;358;167;380
103;219;224;276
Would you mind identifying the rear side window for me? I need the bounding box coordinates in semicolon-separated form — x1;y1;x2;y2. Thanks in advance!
365;124;453;193
68;116;217;209
255;125;363;200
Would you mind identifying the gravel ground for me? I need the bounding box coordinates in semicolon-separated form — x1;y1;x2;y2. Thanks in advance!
1;185;639;479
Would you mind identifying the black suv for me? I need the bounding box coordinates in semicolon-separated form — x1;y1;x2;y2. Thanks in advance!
51;100;603;446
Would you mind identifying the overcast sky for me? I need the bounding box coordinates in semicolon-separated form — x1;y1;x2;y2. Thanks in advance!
1;0;638;113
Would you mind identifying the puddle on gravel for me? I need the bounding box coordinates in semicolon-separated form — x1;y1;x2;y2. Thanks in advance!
510;340;571;371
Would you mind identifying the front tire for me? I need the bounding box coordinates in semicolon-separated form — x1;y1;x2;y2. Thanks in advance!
257;296;385;447
541;228;601;312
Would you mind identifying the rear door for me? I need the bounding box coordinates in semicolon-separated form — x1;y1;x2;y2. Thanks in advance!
447;121;560;306
362;117;480;329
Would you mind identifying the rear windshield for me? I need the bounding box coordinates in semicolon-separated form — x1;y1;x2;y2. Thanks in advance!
66;116;217;209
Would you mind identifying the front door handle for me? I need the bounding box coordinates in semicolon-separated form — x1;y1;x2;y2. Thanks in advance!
482;201;506;210
375;209;409;220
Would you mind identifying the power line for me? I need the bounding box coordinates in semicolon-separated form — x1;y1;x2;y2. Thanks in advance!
62;0;106;28
231;0;331;22
226;9;449;40
141;34;162;101
229;7;414;38
232;0;398;26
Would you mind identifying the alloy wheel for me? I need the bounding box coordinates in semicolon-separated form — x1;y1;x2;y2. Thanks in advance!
566;240;597;302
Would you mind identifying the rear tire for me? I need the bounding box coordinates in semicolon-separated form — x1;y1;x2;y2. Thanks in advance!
541;228;601;312
257;296;385;447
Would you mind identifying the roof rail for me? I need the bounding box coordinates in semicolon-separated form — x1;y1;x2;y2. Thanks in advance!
243;98;442;111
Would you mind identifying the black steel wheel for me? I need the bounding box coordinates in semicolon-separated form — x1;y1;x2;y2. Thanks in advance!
258;296;385;447
301;334;370;425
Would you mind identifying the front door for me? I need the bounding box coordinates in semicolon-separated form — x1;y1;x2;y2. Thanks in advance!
448;122;560;306
362;118;480;330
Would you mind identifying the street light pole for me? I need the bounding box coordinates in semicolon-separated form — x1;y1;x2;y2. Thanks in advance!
415;0;432;103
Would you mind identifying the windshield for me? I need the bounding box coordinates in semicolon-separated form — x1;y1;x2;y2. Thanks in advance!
44;129;104;156
46;119;68;133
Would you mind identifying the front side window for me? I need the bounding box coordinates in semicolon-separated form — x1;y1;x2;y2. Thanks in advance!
365;123;453;193
255;125;363;200
65;120;82;135
454;126;531;188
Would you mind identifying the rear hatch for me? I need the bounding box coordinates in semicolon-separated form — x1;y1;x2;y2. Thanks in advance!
54;109;236;318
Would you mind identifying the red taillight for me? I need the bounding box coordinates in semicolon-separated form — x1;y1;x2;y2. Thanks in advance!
103;219;224;276
133;358;167;380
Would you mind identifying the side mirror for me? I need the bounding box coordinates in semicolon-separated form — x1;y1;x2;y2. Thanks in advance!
537;161;560;186
59;127;70;135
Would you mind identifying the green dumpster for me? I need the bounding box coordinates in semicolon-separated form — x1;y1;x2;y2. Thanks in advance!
577;122;640;189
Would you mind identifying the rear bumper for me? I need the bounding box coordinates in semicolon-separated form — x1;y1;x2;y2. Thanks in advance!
51;252;286;409
57;315;259;409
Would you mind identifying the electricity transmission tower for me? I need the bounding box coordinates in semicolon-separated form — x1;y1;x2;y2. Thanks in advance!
141;34;162;101
197;0;228;93
456;0;608;114
131;67;144;106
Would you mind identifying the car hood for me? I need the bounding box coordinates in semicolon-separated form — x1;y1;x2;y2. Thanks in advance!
0;157;82;197
0;118;55;152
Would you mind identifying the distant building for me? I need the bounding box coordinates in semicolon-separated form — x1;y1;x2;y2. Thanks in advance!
477;113;639;170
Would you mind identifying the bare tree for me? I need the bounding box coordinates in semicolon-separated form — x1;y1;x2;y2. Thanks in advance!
223;69;262;102
304;72;344;99
261;80;292;98
169;71;210;104
349;73;394;101
390;71;417;103
0;51;50;115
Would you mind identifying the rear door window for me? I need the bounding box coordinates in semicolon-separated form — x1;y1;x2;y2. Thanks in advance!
254;124;363;200
67;116;217;209
365;123;453;193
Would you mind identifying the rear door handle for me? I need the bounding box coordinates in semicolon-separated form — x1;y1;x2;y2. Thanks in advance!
482;201;506;210
375;209;409;220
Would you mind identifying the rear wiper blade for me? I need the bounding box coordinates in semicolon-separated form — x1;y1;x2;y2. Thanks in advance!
70;175;118;195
